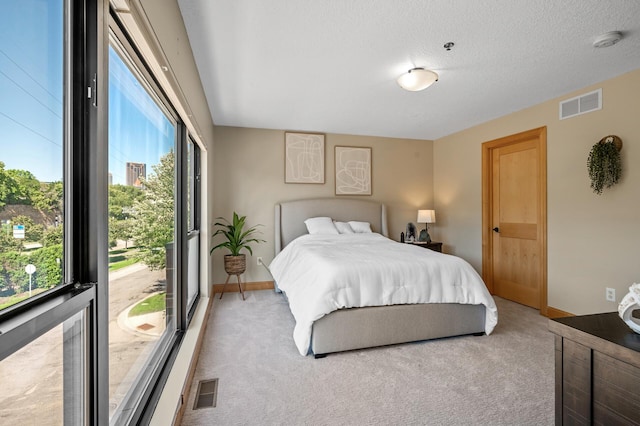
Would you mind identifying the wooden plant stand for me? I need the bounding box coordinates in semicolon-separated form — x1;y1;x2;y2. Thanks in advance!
219;273;245;300
220;254;246;300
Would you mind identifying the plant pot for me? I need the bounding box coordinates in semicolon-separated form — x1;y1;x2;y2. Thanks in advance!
600;135;622;152
224;254;246;275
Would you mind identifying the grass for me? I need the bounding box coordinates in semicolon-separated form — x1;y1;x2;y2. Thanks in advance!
0;294;30;311
0;289;47;311
109;257;139;271
109;247;140;271
128;292;166;317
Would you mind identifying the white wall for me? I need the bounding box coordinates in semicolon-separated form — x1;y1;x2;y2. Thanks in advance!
435;69;640;315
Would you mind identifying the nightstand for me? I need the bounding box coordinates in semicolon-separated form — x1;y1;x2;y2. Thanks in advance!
405;241;442;253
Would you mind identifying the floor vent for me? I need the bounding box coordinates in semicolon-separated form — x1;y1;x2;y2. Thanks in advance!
193;378;218;409
559;88;601;120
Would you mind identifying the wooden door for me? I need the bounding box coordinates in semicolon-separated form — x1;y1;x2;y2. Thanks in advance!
482;127;547;312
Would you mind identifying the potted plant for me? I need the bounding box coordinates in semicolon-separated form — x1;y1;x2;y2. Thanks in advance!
210;212;265;276
587;135;622;194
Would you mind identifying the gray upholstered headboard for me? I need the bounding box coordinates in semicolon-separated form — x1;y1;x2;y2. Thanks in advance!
274;198;388;254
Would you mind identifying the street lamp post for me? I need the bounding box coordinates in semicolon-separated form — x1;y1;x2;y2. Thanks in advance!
25;264;36;297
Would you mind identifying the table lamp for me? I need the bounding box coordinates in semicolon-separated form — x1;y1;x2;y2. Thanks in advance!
417;210;435;243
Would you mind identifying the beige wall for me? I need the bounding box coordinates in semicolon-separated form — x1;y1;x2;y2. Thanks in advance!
212;127;434;284
434;69;640;315
125;0;640;315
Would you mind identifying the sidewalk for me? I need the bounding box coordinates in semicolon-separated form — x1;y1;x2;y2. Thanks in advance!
109;262;148;281
117;292;166;337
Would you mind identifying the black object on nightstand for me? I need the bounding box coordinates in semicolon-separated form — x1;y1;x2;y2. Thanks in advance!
406;241;442;253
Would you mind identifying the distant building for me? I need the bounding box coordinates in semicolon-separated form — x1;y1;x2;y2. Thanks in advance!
108;172;113;185
126;162;146;188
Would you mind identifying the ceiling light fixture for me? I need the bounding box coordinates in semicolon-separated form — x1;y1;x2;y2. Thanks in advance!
593;31;623;48
397;68;439;91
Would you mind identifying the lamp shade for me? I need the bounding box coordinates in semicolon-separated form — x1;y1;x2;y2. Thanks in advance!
397;68;439;91
417;209;435;224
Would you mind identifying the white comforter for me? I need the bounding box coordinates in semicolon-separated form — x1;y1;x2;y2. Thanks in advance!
269;233;498;355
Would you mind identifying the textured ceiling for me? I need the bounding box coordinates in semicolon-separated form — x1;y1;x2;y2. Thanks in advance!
177;0;640;140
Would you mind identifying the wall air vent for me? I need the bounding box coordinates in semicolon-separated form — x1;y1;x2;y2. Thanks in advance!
559;88;602;120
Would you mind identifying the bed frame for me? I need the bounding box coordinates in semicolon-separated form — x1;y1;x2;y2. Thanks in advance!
274;198;486;357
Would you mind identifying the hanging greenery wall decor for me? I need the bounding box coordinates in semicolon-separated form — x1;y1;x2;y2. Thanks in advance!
587;135;622;195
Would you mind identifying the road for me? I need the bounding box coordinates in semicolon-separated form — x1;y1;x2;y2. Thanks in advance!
0;262;167;424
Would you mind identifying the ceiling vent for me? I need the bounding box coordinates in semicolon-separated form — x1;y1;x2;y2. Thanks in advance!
559;89;602;120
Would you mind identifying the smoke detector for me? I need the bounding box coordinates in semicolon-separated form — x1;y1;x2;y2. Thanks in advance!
593;31;623;48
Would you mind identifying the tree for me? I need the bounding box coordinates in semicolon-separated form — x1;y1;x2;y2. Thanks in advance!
30;244;63;290
0;245;62;293
109;184;143;220
32;181;63;212
5;169;40;205
108;184;143;248
0;163;62;212
131;151;174;269
0;162;18;208
43;224;63;247
109;217;136;248
0;231;22;253
0;251;23;292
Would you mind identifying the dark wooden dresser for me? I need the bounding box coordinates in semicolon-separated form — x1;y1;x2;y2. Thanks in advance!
548;313;640;425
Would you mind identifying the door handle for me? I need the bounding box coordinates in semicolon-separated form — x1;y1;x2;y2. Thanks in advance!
492;227;500;233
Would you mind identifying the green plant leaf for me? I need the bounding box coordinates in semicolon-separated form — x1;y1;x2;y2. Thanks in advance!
587;141;622;195
210;212;264;256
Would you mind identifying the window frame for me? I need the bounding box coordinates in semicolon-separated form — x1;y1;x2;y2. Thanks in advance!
0;0;202;424
0;0;107;423
107;13;188;426
186;135;201;320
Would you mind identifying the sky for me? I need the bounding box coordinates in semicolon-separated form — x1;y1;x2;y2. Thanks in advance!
0;1;63;182
109;46;175;185
0;0;174;185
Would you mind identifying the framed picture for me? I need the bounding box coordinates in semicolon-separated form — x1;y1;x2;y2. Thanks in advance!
284;132;325;184
335;146;372;195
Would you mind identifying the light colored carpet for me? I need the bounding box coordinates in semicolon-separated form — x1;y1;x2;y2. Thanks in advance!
179;291;554;426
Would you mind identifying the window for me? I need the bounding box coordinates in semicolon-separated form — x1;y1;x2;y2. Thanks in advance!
0;309;87;423
187;137;201;316
108;33;178;424
0;1;96;423
0;0;64;311
1;323;67;424
0;3;201;424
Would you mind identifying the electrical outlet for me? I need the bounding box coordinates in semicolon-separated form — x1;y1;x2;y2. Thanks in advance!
605;287;616;302
257;256;263;266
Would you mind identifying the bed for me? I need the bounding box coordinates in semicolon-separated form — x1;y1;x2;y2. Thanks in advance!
270;198;498;357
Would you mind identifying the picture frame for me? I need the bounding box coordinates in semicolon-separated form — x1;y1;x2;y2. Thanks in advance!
335;146;372;195
284;132;325;184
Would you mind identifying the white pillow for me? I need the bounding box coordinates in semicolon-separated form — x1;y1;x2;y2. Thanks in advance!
348;221;372;233
334;221;355;234
304;217;339;235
